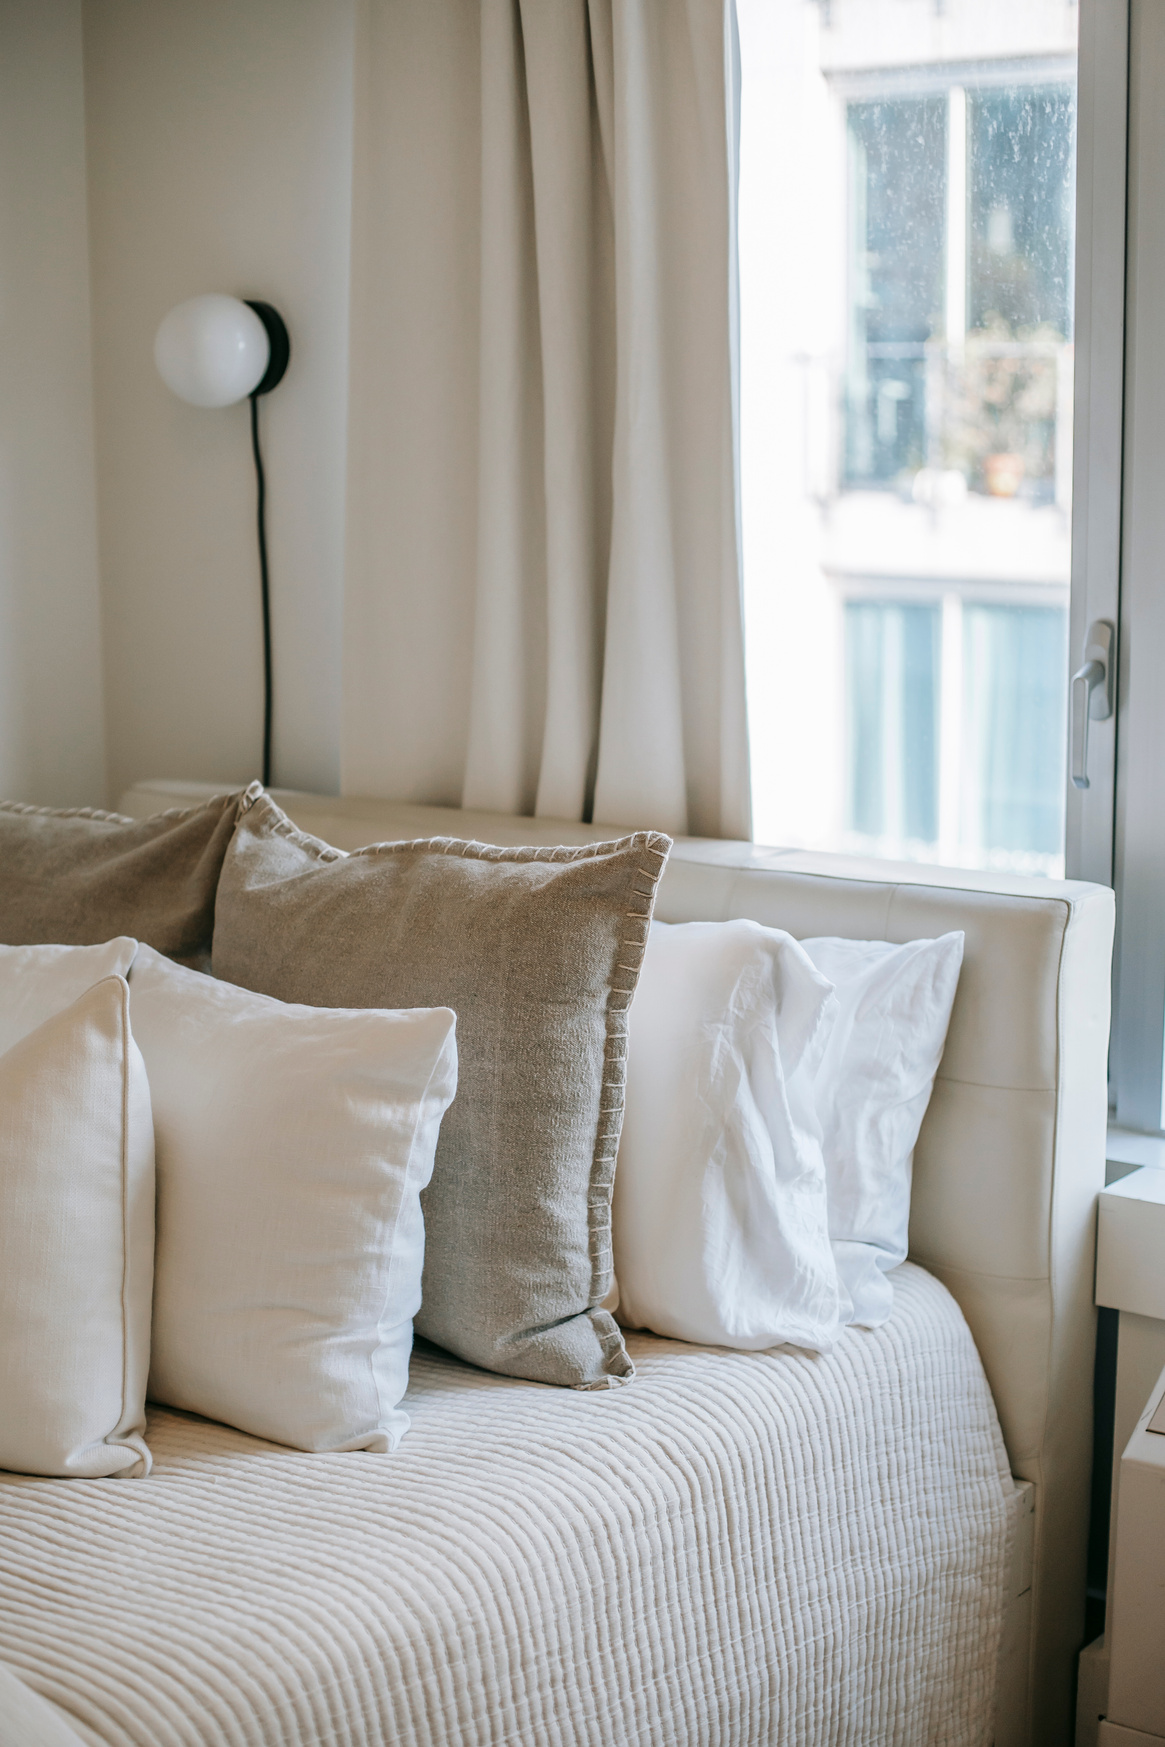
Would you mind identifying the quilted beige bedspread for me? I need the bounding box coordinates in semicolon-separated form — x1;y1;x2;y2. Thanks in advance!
0;1264;1013;1747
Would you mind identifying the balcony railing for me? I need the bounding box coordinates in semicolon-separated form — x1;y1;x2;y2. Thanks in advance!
841;334;1073;509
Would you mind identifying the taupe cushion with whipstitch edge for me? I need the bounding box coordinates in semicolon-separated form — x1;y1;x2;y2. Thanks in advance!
0;784;258;969
212;788;671;1389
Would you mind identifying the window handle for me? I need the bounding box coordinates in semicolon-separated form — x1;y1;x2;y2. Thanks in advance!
1071;620;1114;791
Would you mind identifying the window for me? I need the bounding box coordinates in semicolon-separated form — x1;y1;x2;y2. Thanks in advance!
845;97;945;489
740;0;1078;877
845;600;939;846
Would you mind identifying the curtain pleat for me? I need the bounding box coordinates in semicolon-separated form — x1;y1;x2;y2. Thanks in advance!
343;0;750;840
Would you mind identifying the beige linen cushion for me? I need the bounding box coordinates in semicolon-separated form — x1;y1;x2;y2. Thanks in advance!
128;945;458;1452
0;974;154;1478
212;788;671;1389
0;784;257;967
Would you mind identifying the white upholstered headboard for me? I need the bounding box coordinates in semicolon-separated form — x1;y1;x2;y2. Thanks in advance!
122;780;1115;1746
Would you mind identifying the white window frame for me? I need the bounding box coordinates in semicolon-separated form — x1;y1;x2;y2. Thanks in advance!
1067;0;1126;894
830;1;1154;1126
1069;0;1165;1137
1108;0;1165;1131
1065;0;1140;1119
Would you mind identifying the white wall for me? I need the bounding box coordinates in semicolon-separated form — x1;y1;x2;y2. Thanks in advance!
0;0;107;806
83;0;355;803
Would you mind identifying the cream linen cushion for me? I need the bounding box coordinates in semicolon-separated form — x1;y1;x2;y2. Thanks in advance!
126;945;458;1452
0;785;256;968
0;975;154;1478
0;939;140;1052
613;919;843;1351
211;789;671;1390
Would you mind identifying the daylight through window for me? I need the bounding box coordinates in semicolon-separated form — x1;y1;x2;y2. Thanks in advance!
740;0;1077;876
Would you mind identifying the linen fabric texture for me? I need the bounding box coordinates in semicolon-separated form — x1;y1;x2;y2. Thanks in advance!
0;1266;1015;1747
126;945;458;1453
801;933;965;1328
344;0;749;840
0;938;140;1055
0;785;256;967
0;970;153;1478
0;1664;87;1747
613;918;844;1351
211;788;671;1389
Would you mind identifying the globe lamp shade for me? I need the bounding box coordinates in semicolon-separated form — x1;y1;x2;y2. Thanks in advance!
154;294;271;408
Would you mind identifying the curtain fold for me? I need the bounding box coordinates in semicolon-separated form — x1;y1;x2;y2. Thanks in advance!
343;0;750;839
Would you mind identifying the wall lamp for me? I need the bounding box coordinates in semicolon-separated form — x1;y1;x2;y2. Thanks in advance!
154;294;290;787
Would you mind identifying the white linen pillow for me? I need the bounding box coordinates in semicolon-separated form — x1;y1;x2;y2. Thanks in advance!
0;975;154;1478
799;933;964;1328
612;919;843;1352
126;945;457;1453
0;938;140;1054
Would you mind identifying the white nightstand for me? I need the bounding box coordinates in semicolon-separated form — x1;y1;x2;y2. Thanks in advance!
1097;1160;1165;1577
1078;1147;1165;1747
1098;1363;1165;1745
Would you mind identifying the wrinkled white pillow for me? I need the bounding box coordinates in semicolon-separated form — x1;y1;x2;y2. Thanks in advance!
0;975;154;1478
800;933;964;1328
0;938;140;1054
613;919;842;1352
126;946;457;1453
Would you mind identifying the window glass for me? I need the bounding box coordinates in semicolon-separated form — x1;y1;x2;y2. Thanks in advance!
845;601;940;846
846;99;946;487
740;0;1077;876
969;86;1076;338
962;603;1069;863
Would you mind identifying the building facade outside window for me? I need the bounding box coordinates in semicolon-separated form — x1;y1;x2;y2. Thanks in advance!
740;0;1077;876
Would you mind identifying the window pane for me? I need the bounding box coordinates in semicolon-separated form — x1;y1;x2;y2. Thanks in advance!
740;0;1077;877
845;601;940;844
846;100;946;486
969;86;1076;338
962;603;1068;862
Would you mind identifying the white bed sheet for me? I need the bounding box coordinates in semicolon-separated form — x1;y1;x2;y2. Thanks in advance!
0;1264;1013;1747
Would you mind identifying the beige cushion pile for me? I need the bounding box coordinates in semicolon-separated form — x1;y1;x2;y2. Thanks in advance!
0;786;670;1475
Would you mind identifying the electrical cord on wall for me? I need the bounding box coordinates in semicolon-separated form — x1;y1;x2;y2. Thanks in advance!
249;391;274;789
154;296;289;790
240;299;289;790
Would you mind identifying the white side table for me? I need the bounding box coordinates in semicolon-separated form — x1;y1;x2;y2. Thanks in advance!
1080;1162;1165;1746
1098;1362;1165;1745
1096;1164;1165;1566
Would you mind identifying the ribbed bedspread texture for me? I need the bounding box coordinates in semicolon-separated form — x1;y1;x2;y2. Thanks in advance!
0;1265;1013;1746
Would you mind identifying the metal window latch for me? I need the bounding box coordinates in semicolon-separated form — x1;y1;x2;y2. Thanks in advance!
1071;620;1114;791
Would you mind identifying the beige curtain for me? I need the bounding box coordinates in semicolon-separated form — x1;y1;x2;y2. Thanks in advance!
343;0;749;839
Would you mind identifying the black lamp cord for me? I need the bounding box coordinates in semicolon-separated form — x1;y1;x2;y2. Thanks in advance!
249;392;273;789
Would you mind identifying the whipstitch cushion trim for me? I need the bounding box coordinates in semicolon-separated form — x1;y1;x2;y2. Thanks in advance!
0;784;260;827
223;789;671;1389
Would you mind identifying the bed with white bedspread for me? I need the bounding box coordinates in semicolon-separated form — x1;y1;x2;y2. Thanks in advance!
0;782;1114;1747
0;1267;1012;1747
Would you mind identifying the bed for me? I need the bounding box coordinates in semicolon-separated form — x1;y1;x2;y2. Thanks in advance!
0;783;1114;1747
2;1269;1010;1747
